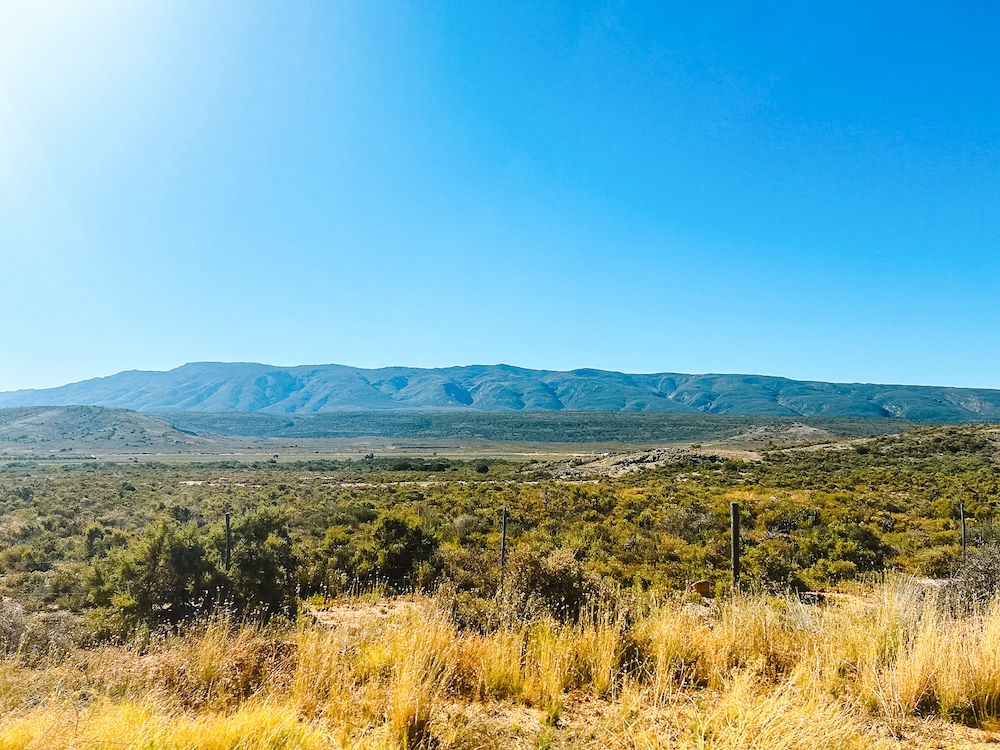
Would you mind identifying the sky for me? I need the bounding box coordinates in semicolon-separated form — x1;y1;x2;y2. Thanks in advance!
1;1;999;392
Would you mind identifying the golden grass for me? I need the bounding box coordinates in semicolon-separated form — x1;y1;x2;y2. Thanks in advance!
0;701;328;750
3;578;1000;748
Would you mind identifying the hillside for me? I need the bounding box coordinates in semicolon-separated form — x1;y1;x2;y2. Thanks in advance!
0;406;221;454
4;421;1000;748
1;362;998;421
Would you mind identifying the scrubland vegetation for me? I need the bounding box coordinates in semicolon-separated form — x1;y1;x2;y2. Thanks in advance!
2;424;1000;746
160;410;911;444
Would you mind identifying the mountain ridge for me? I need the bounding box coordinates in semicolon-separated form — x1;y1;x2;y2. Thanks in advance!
0;362;998;422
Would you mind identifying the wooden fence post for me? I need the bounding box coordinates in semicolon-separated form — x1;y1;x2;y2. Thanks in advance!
225;512;232;571
960;502;967;558
731;502;740;591
499;506;508;595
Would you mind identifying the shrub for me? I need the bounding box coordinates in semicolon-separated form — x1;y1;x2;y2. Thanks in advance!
88;520;223;630
225;508;300;619
945;543;1000;610
501;545;591;620
354;514;438;590
0;597;26;653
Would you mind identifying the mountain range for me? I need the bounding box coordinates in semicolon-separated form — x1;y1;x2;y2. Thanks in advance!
0;362;998;422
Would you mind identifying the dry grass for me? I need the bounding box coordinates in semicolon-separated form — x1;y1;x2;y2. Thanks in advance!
3;579;1000;748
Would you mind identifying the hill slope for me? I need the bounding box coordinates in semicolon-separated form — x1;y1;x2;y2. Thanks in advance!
0;362;998;422
0;406;220;453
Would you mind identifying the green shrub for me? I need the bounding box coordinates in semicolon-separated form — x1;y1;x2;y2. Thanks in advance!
88;519;222;630
353;514;438;590
223;508;299;619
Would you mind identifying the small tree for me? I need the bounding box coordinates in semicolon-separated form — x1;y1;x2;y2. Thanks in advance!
225;508;299;619
89;520;222;630
355;514;437;589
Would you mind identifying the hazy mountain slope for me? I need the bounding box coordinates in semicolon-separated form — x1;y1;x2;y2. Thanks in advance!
1;363;999;422
0;406;220;452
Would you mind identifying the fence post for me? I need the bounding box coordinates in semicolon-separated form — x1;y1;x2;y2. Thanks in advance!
225;512;232;571
731;501;741;591
960;502;967;558
499;507;508;595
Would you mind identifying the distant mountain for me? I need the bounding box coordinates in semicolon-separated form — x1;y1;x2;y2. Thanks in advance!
0;362;998;422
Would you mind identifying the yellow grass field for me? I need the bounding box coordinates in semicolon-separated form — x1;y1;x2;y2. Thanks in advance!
2;579;999;749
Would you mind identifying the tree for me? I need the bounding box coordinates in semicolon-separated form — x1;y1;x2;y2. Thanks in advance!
89;520;222;629
355;514;437;589
225;508;299;618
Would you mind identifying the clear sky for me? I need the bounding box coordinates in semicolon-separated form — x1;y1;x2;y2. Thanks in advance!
2;1;999;392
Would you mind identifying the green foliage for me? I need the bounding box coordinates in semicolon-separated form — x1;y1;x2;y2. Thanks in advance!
84;523;129;558
354;514;438;590
743;537;806;591
2;422;1000;637
162;410;915;444
88;520;222;629
223;508;299;618
86;508;302;630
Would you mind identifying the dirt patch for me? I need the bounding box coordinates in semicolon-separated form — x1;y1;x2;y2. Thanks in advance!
304;599;418;629
716;421;840;449
553;448;761;479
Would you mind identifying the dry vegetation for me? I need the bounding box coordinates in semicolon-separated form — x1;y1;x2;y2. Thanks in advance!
3;423;1000;747
3;578;1000;748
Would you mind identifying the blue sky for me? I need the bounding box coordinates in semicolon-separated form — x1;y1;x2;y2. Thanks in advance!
2;1;999;391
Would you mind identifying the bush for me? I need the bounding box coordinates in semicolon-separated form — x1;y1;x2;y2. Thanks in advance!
438;543;495;592
0;597;26;653
88;520;223;630
224;508;299;619
915;545;962;579
945;543;1000;610
354;514;438;590
743;537;807;592
501;545;591;620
